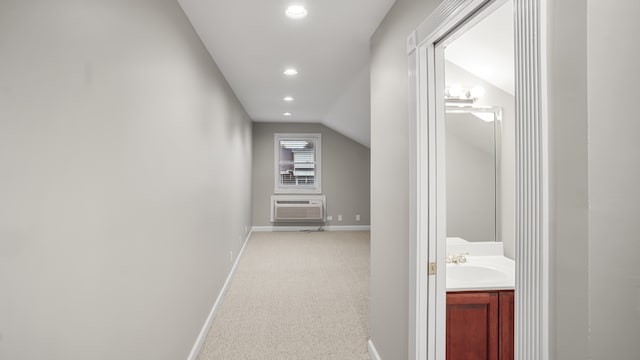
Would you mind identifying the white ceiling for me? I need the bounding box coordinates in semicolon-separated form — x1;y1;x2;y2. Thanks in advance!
177;0;396;147
445;1;514;95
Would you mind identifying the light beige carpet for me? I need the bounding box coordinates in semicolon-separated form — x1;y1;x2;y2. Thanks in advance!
197;230;370;360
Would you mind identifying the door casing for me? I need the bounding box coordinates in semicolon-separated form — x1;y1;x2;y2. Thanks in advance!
407;0;550;359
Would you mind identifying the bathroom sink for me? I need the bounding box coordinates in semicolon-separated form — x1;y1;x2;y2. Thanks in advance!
445;255;515;291
447;264;509;282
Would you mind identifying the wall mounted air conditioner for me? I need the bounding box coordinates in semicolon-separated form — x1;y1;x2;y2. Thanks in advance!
270;195;325;222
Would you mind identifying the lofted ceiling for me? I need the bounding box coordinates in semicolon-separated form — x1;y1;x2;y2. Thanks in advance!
177;0;397;147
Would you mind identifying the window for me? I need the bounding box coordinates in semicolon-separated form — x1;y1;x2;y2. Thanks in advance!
274;133;321;193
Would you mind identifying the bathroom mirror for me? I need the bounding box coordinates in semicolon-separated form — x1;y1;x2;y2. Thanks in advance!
445;106;501;242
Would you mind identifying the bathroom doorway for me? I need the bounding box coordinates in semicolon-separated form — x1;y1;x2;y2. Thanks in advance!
441;2;516;358
408;0;550;359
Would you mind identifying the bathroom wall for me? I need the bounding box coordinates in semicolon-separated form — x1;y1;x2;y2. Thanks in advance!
0;1;252;359
369;0;444;358
252;122;370;227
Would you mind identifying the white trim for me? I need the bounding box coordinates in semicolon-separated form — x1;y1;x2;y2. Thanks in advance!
368;339;382;360
186;230;253;360
252;225;370;232
514;0;550;358
406;30;417;55
433;43;447;360
407;38;424;360
415;0;485;48
321;225;371;231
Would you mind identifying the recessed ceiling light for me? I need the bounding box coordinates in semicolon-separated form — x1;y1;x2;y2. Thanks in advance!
283;96;294;102
283;112;292;116
285;5;308;19
283;68;298;76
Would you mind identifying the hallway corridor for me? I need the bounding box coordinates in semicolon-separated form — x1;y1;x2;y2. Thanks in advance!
197;231;370;360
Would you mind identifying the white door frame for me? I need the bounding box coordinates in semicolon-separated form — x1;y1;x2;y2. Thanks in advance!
407;0;550;359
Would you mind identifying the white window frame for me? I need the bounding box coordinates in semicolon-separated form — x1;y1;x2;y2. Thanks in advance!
274;133;322;194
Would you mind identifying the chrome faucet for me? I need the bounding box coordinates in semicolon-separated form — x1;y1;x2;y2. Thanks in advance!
446;252;469;264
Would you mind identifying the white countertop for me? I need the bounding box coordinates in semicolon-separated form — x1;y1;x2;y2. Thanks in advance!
446;255;515;291
445;240;515;292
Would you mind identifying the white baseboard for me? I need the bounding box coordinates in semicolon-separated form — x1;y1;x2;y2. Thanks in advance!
368;339;382;360
324;225;370;231
187;230;252;360
252;225;370;232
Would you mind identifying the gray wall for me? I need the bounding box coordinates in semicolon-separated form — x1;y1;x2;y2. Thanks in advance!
0;1;252;359
550;1;640;357
252;123;370;227
586;0;640;357
369;0;443;358
548;0;590;357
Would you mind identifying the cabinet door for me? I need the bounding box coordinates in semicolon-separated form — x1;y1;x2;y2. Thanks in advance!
499;291;514;360
447;292;499;360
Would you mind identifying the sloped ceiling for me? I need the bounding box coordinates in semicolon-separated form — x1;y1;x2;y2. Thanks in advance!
445;1;514;95
177;0;396;147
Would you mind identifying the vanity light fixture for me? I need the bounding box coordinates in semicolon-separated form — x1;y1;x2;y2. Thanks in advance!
283;112;292;116
285;5;308;19
445;85;486;104
283;68;298;76
283;96;294;102
448;84;463;97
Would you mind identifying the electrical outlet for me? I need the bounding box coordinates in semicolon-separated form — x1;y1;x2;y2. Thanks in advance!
327;215;333;221
338;214;343;222
356;214;361;221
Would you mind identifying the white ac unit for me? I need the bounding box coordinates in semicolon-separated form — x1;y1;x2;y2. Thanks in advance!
270;195;325;222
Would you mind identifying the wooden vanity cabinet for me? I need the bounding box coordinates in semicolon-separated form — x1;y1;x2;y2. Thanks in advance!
498;291;514;360
446;290;514;360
